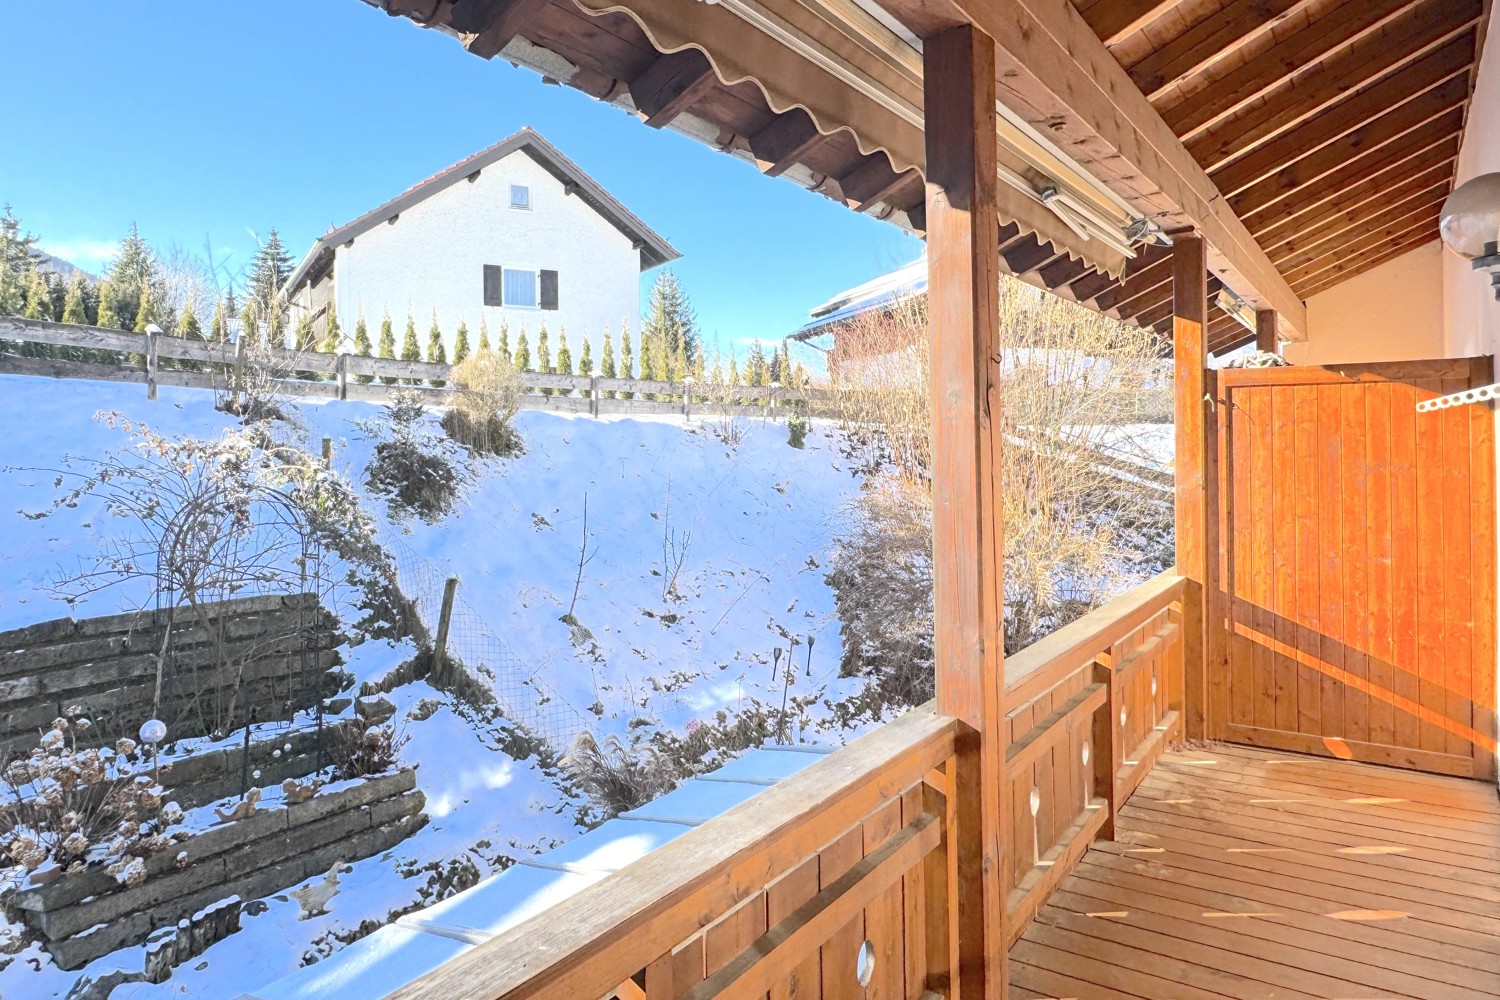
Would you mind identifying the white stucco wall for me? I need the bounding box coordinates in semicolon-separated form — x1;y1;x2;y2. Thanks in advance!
332;150;644;358
1285;241;1446;366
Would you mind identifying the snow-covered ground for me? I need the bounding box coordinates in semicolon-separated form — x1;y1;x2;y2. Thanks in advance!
0;375;867;998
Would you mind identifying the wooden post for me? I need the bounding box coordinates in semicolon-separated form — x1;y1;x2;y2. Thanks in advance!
682;381;691;419
432;576;459;685
924;23;1007;999
590;376;600;418
233;334;247;408
336;353;349;400
1173;232;1212;741
1091;656;1120;840
1255;309;1279;355
145;327;159;401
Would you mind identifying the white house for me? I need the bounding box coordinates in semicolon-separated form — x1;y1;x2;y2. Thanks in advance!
286;128;678;356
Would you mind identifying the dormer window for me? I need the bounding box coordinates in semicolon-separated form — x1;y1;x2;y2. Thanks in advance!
510;184;531;210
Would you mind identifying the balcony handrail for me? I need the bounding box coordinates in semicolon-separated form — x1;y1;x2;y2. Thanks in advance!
385;706;958;1000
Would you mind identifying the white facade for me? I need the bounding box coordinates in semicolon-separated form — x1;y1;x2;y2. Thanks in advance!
290;132;676;360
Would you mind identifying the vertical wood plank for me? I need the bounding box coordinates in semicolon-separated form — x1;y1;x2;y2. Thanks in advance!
923;22;1006;1000
1246;385;1275;733
1415;382;1447;753
1173;233;1211;742
1469;358;1498;780
1293;384;1322;737
819;827;865;1000
1228;382;1253;730
1271;385;1298;734
1390;381;1422;753
1316;384;1345;751
1365;381;1396;749
1340;383;1370;746
767;859;820;1000
1440;392;1475;760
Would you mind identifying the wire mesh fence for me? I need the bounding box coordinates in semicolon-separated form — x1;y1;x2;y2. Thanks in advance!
377;531;590;753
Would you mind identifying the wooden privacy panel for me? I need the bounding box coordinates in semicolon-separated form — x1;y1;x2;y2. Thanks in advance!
1214;359;1497;779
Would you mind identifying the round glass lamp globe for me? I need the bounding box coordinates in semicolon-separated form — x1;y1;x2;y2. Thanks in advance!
139;719;168;744
1439;172;1500;259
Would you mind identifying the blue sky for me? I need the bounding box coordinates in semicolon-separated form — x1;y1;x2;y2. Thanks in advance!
0;1;920;350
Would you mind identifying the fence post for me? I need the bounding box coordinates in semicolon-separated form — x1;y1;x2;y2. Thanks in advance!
336;353;348;401
1091;652;1121;840
682;379;692;420
145;327;159;401
233;334;247;407
321;437;332;468
432;576;459;686
590;376;600;418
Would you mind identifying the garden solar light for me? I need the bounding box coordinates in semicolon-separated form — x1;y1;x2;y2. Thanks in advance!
1440;172;1500;301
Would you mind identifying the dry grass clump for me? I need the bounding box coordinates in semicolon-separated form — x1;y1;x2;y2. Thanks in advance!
564;731;675;818
442;350;526;458
329;723;408;782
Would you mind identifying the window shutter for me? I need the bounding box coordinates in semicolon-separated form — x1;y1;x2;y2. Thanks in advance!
540;269;559;311
483;265;503;307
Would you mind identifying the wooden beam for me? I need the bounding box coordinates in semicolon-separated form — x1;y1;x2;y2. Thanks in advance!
923;23;1006;1000
628;49;719;128
1190;14;1480;174
1271;191;1447;272
1081;0;1179;46
1063;266;1120;306
875;0;1309;334
1295;233;1440;298
1230;106;1464;220
1284;212;1441;289
1127;0;1319;101
1250;142;1456;243
1256;166;1453;254
1000;234;1055;276
1037;253;1088;292
453;0;552;58
1173;232;1212;741
749;109;826;178
839;156;919;213
1212;68;1471;198
1255;309;1279;354
1163;0;1427;141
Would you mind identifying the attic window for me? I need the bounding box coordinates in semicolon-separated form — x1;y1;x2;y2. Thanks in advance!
510;184;531;211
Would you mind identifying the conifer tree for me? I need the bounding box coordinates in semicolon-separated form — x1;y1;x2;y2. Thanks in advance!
23;268;52;320
60;274;90;361
427;310;447;387
377;311;398;385
710;350;724;387
641;269;700;366
208;295;228;344
728;352;740;388
514;326;531;371
555;325;572;397
134;287;158;333
496;318;509;360
691;349;705;384
774;340;791;384
95;281;121;329
600;325;616;399
352;312;374;384
322;305;342;354
400;312;421;385
247;228;293;323
578;331;593;399
293;312;318;380
791;361;808;390
106;223;159;333
747;340;770;387
240;300;260;346
175;301;205;371
453;318;471;364
619;321;634;399
62;272;87;325
477;316;491;354
0;260;24;317
536;322;552;395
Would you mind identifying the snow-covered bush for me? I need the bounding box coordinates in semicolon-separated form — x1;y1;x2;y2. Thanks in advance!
363;393;466;524
786;412;809;449
441;350;525;458
1;712;179;885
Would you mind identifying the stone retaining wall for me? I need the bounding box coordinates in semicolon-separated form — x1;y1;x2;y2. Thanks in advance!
0;593;343;756
11;768;425;969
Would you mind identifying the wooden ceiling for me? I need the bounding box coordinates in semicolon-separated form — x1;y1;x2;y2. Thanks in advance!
375;0;1488;355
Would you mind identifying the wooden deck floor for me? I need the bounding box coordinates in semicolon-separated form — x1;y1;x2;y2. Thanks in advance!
1009;742;1500;999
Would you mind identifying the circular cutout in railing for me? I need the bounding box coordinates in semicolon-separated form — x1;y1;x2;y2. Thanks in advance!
856;939;876;987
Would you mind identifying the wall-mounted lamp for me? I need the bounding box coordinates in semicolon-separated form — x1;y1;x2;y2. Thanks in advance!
1439;172;1500;301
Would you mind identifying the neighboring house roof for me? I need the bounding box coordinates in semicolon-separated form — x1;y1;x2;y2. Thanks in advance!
791;256;926;342
286;128;679;294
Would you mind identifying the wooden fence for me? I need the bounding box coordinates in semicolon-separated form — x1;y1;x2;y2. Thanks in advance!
0;317;826;418
385;571;1185;1000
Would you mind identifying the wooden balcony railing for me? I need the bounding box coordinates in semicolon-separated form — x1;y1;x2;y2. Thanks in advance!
390;572;1186;1000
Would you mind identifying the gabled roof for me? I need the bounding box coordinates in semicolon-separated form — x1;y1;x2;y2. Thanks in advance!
286;128;679;293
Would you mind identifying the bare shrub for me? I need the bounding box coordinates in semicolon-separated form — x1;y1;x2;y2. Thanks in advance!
564;731;675;818
1;712;180;886
329;723;408;782
825;275;1174;715
362;392;465;524
441;350;526;458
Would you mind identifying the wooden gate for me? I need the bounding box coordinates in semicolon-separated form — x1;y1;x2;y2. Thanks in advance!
1212;358;1497;779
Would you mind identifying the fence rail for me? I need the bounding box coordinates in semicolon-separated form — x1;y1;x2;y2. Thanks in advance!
0;317;828;415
